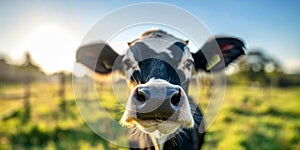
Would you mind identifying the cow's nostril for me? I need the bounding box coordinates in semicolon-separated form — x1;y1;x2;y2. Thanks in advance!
170;89;181;106
135;87;149;102
136;91;146;102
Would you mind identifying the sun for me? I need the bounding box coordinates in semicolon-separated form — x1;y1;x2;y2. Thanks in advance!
28;24;79;74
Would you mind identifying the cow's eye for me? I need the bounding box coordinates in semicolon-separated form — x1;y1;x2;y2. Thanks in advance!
124;59;132;69
184;59;194;68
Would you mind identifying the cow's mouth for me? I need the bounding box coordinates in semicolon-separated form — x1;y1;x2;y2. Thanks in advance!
133;119;182;136
120;109;194;136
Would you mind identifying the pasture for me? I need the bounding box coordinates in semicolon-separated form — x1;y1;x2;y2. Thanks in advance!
0;79;299;150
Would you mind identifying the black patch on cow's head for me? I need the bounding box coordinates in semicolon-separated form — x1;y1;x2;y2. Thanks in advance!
171;42;186;51
166;42;186;61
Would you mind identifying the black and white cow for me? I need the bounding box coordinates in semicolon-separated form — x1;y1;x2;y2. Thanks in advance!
76;29;245;150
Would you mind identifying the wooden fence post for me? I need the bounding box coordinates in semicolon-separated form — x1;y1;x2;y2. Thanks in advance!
59;72;67;113
23;73;31;123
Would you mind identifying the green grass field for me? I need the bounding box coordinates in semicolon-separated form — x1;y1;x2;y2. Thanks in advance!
0;81;299;150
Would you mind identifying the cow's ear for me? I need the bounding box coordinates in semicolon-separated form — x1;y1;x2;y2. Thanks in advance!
192;37;245;72
76;42;120;74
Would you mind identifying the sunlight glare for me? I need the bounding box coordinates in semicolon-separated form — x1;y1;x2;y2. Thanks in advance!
28;24;80;74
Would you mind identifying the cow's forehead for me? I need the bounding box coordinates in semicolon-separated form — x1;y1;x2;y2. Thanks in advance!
126;30;190;61
130;29;186;46
140;30;186;43
122;30;194;84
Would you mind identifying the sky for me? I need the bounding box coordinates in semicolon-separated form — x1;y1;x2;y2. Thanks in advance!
0;0;299;74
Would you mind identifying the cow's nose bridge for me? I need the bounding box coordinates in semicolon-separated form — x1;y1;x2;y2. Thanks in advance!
134;58;182;85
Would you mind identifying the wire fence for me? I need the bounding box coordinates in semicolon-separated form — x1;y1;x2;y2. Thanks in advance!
0;73;67;121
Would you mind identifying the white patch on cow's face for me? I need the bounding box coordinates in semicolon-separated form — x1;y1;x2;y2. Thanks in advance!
142;38;175;58
177;46;194;79
122;50;140;79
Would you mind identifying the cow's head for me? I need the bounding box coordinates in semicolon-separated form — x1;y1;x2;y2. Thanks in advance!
76;29;245;138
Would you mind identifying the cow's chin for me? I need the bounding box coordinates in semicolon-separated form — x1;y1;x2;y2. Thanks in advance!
134;120;181;138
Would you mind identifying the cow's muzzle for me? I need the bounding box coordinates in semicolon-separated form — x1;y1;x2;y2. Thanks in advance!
120;79;194;135
133;86;181;120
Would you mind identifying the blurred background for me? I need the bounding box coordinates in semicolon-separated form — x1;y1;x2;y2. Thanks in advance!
0;1;299;150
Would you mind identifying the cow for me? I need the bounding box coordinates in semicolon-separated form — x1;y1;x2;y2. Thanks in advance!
76;29;245;150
